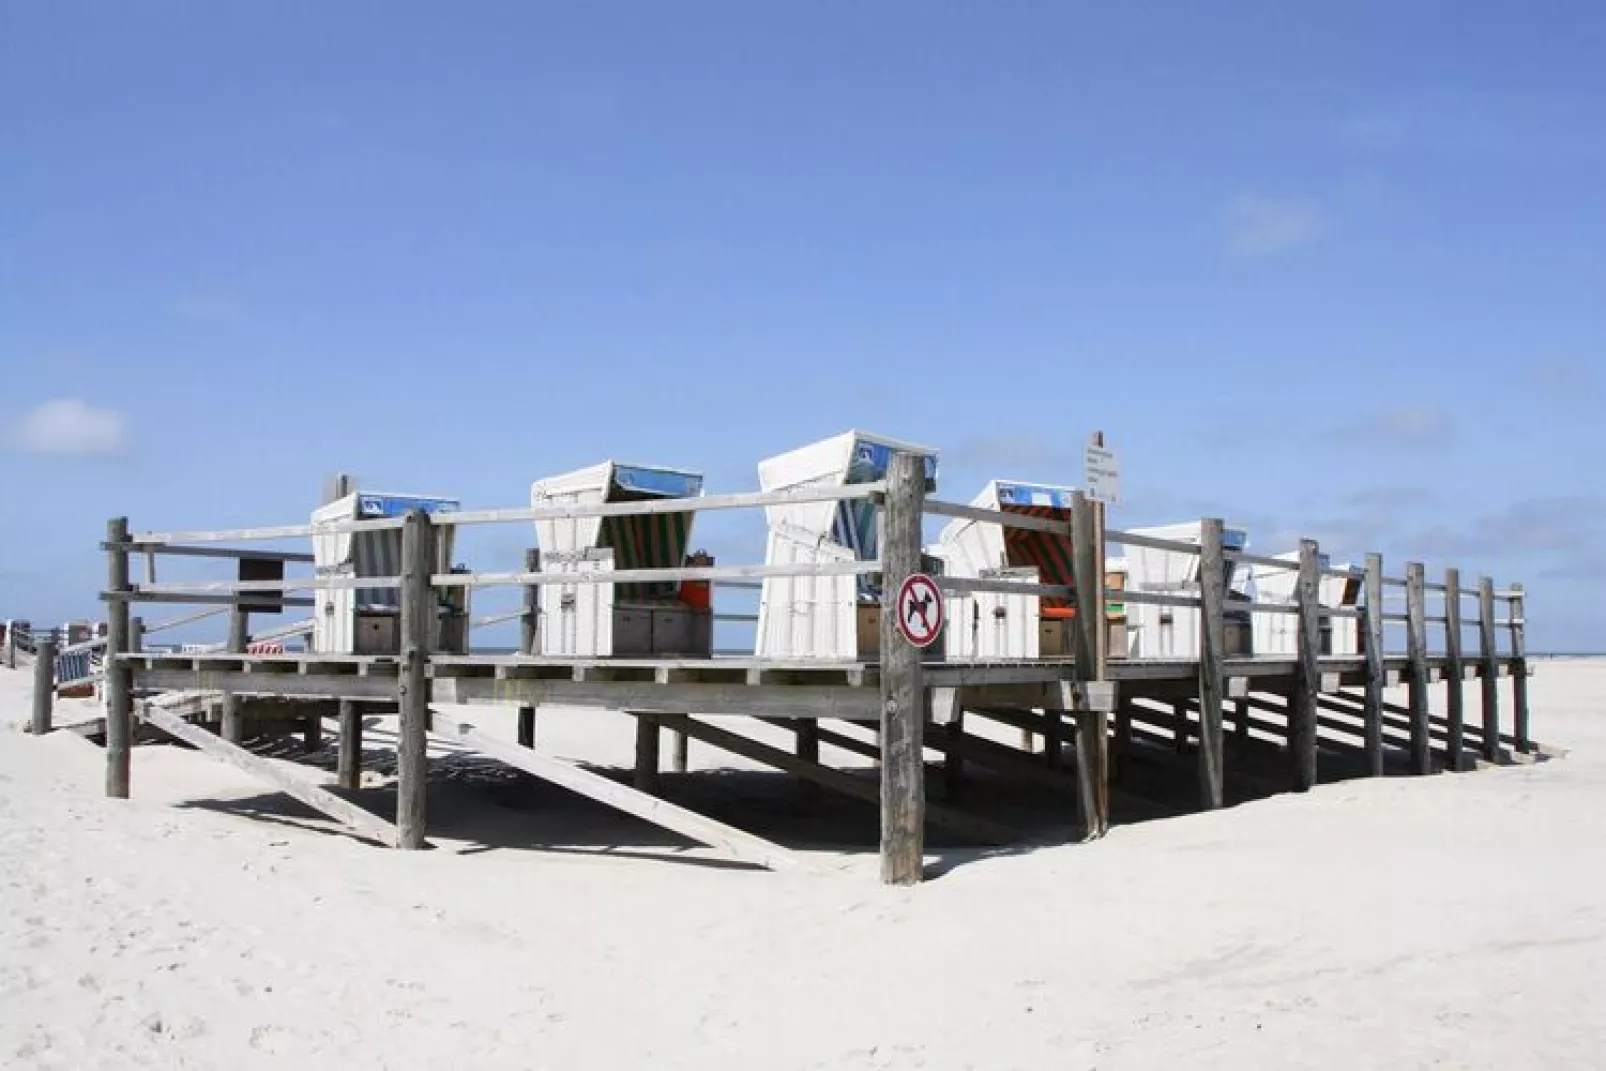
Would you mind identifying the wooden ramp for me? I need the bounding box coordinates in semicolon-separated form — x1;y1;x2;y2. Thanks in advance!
430;710;809;873
140;702;399;847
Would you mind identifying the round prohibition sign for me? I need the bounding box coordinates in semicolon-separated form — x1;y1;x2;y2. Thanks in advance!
896;573;944;648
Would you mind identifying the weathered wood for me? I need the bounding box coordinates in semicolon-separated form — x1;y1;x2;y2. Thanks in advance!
670;729;689;773
1070;490;1111;839
1114;699;1134;781
141;703;397;846
927;723;1077;795
396;510;433;850
516;704;536;748
1405;562;1432;774
1510;583;1530;754
1291;539;1322;791
130;616;145;654
634;714;661;793
1172;701;1189;753
1478;576;1501;762
220;607;250;744
1361;553;1386;776
878;451;927;885
431;710;804;872
1196;517;1228;810
337;699;362;790
303;713;324;753
31;637;56;735
1443;567;1465;769
1075;712;1110;839
520;548;540;656
650;713;1014;845
794;719;822;806
105;517;134;799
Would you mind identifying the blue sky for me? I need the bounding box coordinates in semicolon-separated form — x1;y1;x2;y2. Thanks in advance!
2;2;1603;650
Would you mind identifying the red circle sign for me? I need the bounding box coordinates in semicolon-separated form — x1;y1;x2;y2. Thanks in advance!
896;573;944;648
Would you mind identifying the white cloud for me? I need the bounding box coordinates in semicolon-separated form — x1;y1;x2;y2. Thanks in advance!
1327;407;1455;449
10;398;128;456
1222;193;1327;257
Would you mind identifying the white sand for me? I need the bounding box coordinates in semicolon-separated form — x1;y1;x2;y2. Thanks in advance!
3;661;1604;1069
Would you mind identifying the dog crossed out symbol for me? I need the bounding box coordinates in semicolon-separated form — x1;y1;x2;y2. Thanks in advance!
904;585;935;635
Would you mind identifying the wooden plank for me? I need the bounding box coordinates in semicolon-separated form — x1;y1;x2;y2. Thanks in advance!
1478;576;1501;762
141;703;397;846
105;517;134;799
926;724;1076;795
1362;552;1387;777
1510;583;1530;754
650;713;1014;846
1196;518;1228;810
1405;562;1432;774
1291;540;1322;791
879;451;927;885
435;481;885;528
430;560;881;591
1105;529;1203;555
434;676;880;720
135;667;399;700
337;699;362;791
431;710;805;872
115;542;317;563
1443;567;1465;769
396;510;433;850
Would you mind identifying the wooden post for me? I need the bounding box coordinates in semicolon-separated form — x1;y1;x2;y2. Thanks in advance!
516;705;536;748
1233;699;1249;743
1114;699;1133;781
303;712;324;753
1478;576;1500;761
634;714;661;793
3;624;13;670
396;510;434;850
1405;561;1432;775
1196;517;1228;810
104;517;134;799
1290;539;1321;791
878;451;927;885
1443;567;1465;770
220;606;249;744
1070;490;1110;839
1510;582;1530;754
1172;701;1189;752
520;548;540;656
337;699;362;791
130;616;145;654
1361;553;1386;776
31;636;56;736
670;729;689;773
795;719;822;806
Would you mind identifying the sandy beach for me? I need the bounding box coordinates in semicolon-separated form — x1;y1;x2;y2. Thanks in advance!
2;661;1603;1070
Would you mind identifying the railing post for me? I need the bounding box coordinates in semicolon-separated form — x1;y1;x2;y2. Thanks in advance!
4;623;14;670
1291;539;1321;791
1070;491;1109;839
878;452;927;885
1196;518;1227;810
32;636;56;736
1443;567;1465;769
221;606;250;743
129;616;145;654
1478;576;1500;762
396;509;435;850
104;517;134;799
1510;583;1529;754
520;548;540;656
1362;553;1386;776
1405;562;1432;774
